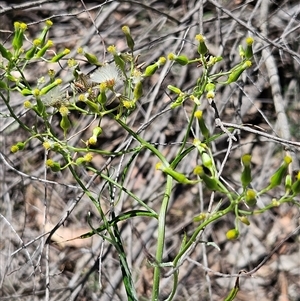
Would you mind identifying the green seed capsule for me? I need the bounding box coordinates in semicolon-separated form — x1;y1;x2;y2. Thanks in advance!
144;64;158;77
226;61;252;84
133;81;143;101
92;126;102;137
195;34;208;55
239;216;250;226
193;165;221;191
245;37;254;59
0;43;12;60
245;189;257;207
122;25;135;52
168;85;182;94
46;159;61;172
60;115;71;134
174;55;189;66
269;156;292;188
51;49;71;63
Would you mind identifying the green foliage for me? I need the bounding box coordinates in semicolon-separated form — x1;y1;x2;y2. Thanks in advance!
1;22;299;301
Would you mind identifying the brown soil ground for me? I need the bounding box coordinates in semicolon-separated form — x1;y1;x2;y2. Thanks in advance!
0;1;300;300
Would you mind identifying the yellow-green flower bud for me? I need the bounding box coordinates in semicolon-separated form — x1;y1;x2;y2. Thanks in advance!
285;174;292;192
88;137;97;145
195;34;208;55
106;48;122;73
59;106;69;117
205;83;215;92
60;115;71;134
122;100;136;110
269;156;292;188
75;157;86;165
144;57;166;76
35;40;54;58
238;45;245;59
107;45;117;54
144;64;158;77
169;54;189;65
207;56;222;66
24;100;32;108
10;145;19;153
122;25;135;51
193;212;207;222
43;141;51;150
51;48;71;63
10;142;25;153
193;165;221;191
12;22;27;51
40;79;62;95
46;159;61;172
16;142;25;150
190;95;200;105
202;152;213;169
51;143;61;152
39;20;53;46
158;57;166;66
92;126;102;137
239;216;250;226
0;43;12;60
226;60;252;84
167;53;176;60
170;94;185;109
133;81;143;101
25;46;38;60
167;85;182;94
85;99;100;113
245;37;254;59
245;189;257;207
176;55;189;65
76;153;93;165
271;198;280;207
206;91;215;100
45;20;53;28
226;229;239;240
21;88;33;96
84;153;93;162
194;110;203;119
68;58;77;68
24;38;42;60
241;154;251;166
194;110;210;139
156;162;196;184
88;126;102;145
97;90;107;105
78;94;86;102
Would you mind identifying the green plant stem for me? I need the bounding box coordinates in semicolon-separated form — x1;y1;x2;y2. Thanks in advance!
1;92;35;136
79;210;158;239
115;118;169;166
175;104;197;157
173;202;234;268
87;166;156;214
152;175;173;301
113;222;138;301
